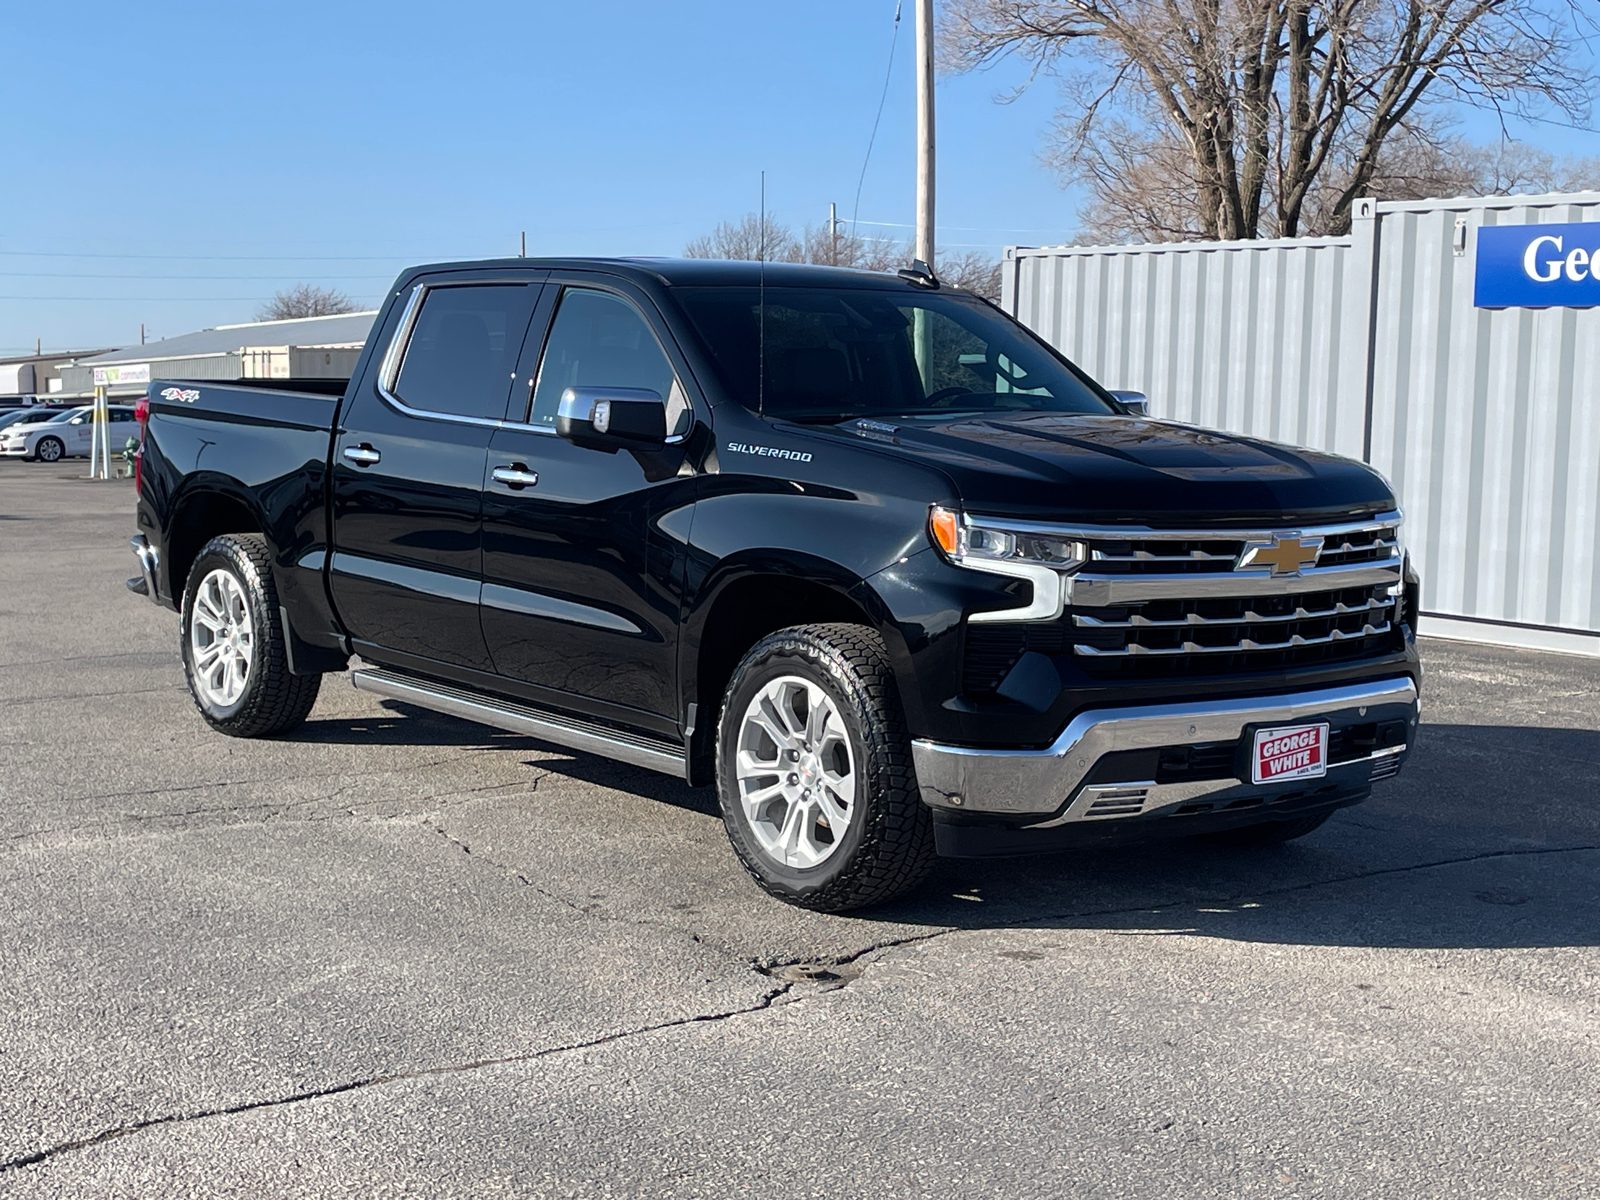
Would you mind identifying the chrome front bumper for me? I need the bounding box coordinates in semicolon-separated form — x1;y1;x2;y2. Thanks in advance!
911;677;1419;825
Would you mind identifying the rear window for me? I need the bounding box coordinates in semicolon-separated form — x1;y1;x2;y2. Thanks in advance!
392;284;538;421
673;285;1113;423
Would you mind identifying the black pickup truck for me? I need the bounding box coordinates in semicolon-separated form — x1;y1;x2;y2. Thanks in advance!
128;257;1421;911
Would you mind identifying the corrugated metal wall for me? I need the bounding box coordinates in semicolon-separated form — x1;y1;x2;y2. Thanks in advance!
1006;192;1600;649
1007;228;1373;460
1367;194;1600;640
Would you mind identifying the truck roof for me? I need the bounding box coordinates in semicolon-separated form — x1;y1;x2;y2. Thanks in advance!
398;257;940;291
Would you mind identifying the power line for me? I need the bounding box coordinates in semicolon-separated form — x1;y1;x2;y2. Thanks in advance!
0;272;397;281
852;0;903;232
0;295;375;302
0;250;450;262
842;217;1075;234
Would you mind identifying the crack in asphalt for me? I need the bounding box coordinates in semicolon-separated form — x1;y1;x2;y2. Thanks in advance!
14;840;1572;1173
1;752;507;847
428;817;726;948
0;979;796;1176
0;684;182;707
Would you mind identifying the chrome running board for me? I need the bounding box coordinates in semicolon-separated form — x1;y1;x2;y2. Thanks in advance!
351;667;687;779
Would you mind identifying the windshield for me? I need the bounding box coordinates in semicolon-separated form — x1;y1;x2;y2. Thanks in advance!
45;409;85;423
673;285;1114;423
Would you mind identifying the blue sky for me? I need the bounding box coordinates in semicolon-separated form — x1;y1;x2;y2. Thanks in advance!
4;0;1595;356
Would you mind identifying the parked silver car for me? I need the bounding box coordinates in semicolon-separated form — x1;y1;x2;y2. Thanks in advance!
0;406;138;462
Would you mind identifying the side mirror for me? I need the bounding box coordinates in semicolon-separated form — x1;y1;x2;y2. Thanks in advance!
1108;389;1150;417
556;386;667;450
69;417;85;425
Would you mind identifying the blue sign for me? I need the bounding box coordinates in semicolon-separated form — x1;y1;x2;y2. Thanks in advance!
1475;221;1600;309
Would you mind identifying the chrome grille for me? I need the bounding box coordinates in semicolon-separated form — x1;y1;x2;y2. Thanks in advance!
1073;585;1396;658
1068;513;1402;668
960;512;1405;692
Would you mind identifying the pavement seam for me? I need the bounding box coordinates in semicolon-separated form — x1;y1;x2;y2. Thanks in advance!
0;980;795;1177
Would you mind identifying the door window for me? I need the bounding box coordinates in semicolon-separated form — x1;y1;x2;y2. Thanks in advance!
391;285;536;421
527;288;687;431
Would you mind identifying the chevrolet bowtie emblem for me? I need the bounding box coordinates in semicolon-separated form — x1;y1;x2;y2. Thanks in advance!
1238;535;1323;576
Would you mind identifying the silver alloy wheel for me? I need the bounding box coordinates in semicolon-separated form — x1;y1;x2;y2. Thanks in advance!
36;437;62;463
735;675;857;869
189;568;254;709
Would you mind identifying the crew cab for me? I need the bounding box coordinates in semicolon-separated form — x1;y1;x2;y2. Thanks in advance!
128;258;1421;910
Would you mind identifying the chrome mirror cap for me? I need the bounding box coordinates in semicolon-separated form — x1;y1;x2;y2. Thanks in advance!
1108;389;1150;416
555;386;667;449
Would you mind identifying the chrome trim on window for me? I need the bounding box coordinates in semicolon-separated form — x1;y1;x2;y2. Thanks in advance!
373;282;522;432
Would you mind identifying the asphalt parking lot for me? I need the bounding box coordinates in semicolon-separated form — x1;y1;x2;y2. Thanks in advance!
1;464;1597;1198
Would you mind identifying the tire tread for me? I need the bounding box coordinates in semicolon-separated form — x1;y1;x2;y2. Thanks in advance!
181;534;321;738
717;622;936;912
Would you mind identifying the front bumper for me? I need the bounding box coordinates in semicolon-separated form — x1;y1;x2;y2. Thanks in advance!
911;676;1418;825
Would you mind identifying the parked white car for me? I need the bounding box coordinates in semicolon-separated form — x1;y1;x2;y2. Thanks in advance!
0;406;138;462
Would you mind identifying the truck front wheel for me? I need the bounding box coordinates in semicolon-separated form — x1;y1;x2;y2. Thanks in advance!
180;534;321;738
716;623;936;912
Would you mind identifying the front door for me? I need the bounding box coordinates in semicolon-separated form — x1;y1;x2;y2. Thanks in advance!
331;277;542;672
480;280;697;731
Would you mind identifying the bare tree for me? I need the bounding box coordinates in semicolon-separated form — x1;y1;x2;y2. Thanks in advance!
945;0;1594;240
684;214;1003;300
256;284;359;322
684;215;804;263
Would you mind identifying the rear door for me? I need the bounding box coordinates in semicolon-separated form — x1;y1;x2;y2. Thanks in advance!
330;275;544;672
479;277;698;730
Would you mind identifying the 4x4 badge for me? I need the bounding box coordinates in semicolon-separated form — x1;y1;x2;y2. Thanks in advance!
1237;534;1323;576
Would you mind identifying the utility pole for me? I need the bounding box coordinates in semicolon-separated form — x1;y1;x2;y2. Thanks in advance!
140;323;146;346
828;202;839;264
520;231;526;258
914;0;935;269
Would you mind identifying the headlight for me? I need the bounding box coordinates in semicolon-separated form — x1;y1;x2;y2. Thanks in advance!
928;505;1086;624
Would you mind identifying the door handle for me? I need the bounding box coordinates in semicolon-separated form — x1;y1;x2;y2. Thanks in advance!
492;463;540;490
342;443;381;467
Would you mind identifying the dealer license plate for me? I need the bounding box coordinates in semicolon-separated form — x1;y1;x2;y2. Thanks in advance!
1252;722;1329;785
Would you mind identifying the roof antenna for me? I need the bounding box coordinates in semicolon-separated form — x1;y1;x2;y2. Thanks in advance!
758;170;766;417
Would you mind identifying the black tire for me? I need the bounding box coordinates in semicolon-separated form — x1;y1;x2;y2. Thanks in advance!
716;623;936;912
180;534;321;738
1200;810;1333;847
34;436;64;463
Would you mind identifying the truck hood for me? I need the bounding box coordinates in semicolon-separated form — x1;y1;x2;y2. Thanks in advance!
815;413;1395;525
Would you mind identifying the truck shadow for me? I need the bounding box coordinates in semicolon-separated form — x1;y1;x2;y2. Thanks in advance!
291;705;1600;950
865;721;1600;950
537;719;1600;952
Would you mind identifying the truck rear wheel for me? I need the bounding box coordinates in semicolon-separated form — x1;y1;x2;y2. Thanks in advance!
716;623;935;912
180;534;321;738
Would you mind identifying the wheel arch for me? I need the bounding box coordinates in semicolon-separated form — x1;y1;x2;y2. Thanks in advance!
163;476;268;605
681;555;905;786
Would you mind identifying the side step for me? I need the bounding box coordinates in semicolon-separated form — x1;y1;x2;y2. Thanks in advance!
351;667;687;779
